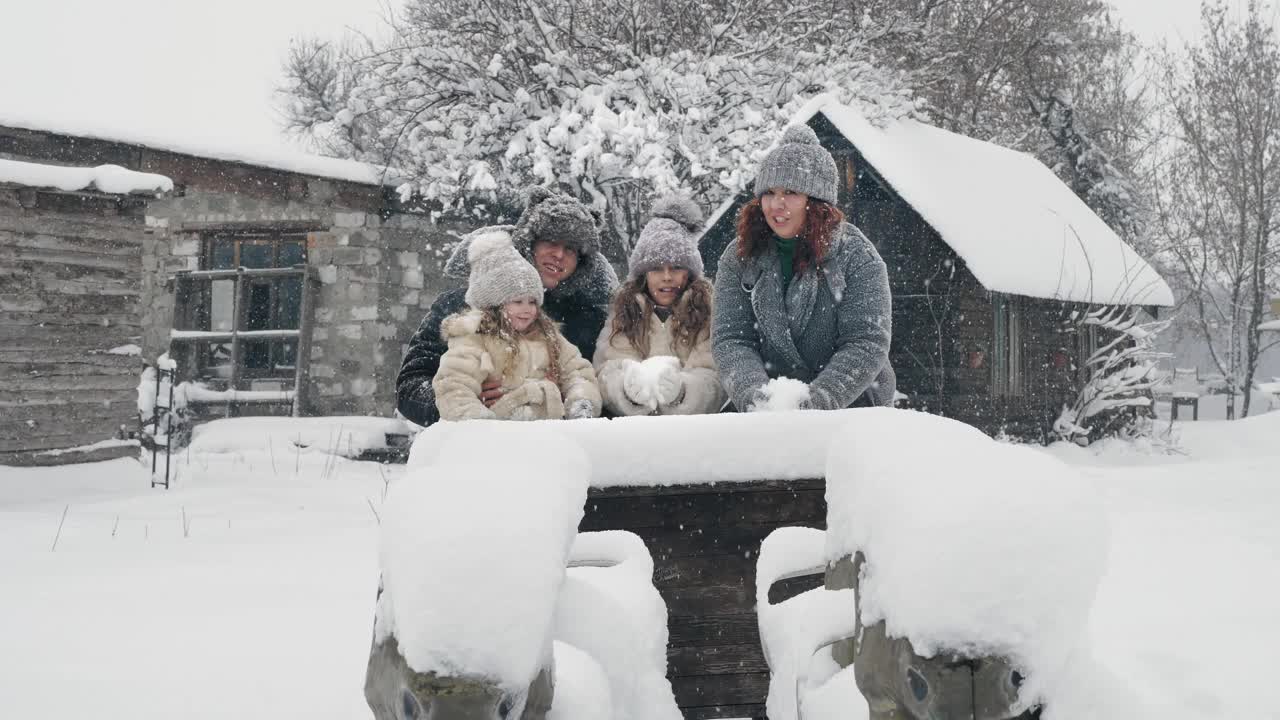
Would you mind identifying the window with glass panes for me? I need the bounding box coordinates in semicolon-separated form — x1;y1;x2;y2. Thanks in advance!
199;234;306;377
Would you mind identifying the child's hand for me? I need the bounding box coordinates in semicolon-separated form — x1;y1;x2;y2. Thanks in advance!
565;398;596;420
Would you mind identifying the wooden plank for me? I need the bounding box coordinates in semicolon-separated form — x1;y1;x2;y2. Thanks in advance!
0;325;142;347
0;244;138;272
668;614;760;649
1;312;140;328
0;374;139;393
636;522;819;561
670;672;769;711
0;390;134;407
589;479;824;498
0;229;142;256
581;488;825;531
0;292;139;316
662;585;754;618
653;553;758;590
681;704;763;720
0;442;138;467
0;347;141;364
668;643;768;677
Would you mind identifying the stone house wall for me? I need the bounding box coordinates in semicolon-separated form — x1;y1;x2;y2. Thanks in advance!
0;124;478;459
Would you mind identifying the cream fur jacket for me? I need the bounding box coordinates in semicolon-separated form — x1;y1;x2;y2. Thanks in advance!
593;293;727;416
432;309;602;421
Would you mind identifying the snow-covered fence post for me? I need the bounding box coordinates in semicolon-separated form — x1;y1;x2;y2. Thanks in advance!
1054;306;1171;444
823;409;1109;720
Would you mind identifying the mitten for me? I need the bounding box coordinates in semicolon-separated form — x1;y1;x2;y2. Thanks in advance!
565;398;597;420
622;361;652;407
656;363;684;406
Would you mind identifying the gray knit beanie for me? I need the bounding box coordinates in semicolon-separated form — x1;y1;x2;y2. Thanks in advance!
754;124;839;205
464;229;545;309
511;186;602;259
628;195;705;281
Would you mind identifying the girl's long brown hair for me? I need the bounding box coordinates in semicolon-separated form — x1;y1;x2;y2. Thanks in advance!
736;196;844;274
609;276;714;357
478;306;563;386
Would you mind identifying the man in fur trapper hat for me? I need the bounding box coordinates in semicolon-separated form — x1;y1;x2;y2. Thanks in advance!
397;187;619;427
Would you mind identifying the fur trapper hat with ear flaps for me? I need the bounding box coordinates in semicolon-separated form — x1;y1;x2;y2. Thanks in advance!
627;195;705;281
754;124;839;205
510;186;602;259
464;230;544;309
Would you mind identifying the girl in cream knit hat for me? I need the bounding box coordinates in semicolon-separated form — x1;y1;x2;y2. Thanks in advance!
433;230;601;421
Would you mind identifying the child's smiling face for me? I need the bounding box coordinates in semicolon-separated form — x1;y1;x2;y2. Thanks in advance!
503;297;539;332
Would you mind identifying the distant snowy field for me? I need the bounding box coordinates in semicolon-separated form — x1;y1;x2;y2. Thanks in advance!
1;411;1277;719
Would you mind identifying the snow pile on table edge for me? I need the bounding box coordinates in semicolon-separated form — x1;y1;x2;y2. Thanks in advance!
375;423;589;692
408;410;866;487
823;407;1109;712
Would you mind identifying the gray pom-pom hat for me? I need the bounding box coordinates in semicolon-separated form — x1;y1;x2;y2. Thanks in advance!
627;195;705;281
464;228;545;309
754;124;839;205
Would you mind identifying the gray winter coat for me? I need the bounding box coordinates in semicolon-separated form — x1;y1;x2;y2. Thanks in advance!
711;222;896;411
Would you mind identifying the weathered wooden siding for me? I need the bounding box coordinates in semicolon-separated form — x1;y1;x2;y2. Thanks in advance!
0;187;144;461
582;480;826;720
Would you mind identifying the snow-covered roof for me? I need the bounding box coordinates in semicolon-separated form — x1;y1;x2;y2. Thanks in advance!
1259;319;1280;332
0;158;172;195
0;112;400;187
786;96;1175;307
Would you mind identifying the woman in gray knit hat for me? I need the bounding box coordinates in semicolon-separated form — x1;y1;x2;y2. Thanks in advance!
712;124;896;411
594;196;727;416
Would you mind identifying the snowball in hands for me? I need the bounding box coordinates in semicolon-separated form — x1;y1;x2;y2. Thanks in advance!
748;377;811;412
623;356;683;410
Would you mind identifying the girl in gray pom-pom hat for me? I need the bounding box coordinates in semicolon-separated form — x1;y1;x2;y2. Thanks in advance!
594;195;727;416
432;230;601;422
711;123;897;412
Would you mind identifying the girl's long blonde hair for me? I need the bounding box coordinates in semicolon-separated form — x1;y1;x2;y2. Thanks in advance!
477;306;563;386
608;276;713;357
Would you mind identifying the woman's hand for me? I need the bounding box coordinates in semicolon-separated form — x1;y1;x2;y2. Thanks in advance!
479;376;504;408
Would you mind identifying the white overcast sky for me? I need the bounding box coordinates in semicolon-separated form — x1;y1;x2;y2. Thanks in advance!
0;0;1264;154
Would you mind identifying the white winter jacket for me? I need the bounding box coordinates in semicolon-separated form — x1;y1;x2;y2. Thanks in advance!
593;292;726;416
433;309;602;421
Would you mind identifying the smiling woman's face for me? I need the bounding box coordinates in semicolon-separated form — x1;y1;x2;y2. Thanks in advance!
760;187;808;238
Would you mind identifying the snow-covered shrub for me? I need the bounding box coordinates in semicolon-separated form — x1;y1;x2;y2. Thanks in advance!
1055;306;1171;445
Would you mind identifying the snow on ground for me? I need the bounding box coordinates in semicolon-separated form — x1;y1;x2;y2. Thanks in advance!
0;409;1277;719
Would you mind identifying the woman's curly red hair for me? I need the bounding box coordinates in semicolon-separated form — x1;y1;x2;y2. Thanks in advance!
736;197;844;274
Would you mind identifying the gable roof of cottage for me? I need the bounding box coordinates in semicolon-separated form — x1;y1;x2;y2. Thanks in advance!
720;95;1174;307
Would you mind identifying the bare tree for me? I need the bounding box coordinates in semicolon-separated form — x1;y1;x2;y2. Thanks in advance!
1154;0;1280;418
